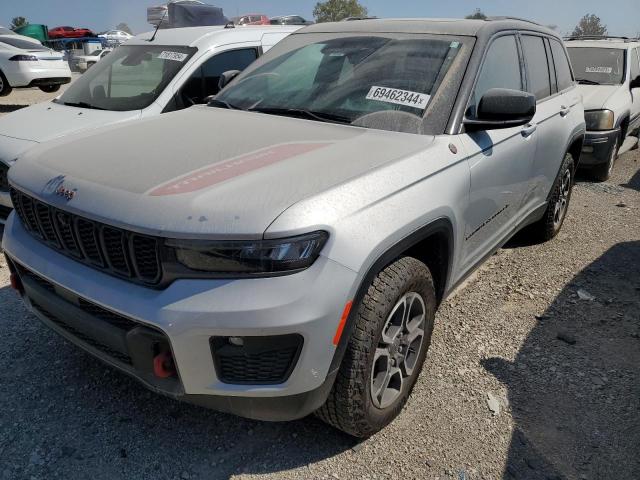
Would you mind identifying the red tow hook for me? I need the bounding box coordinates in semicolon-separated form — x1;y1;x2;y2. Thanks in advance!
153;350;176;378
10;273;24;295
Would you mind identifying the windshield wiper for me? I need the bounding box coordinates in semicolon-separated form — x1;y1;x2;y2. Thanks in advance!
62;101;106;110
575;78;601;85
248;107;351;124
207;99;243;110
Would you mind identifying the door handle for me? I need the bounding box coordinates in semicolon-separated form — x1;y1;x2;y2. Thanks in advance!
560;105;571;117
521;123;537;137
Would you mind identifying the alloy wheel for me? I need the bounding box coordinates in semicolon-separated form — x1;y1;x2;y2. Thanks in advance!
370;292;426;409
553;168;572;229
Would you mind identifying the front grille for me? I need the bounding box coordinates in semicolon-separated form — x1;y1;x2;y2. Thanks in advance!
17;266;162;366
0;163;8;191
10;188;162;286
33;299;133;364
211;335;303;385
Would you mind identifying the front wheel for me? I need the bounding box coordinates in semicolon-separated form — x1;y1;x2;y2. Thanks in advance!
527;152;575;242
316;256;436;437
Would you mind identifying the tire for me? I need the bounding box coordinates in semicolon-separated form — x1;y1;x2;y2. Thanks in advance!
591;136;618;182
39;84;61;93
527;152;575;242
316;256;436;437
0;71;12;97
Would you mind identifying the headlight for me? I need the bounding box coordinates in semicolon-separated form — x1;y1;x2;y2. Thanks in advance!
166;231;328;276
584;110;614;131
9;55;38;61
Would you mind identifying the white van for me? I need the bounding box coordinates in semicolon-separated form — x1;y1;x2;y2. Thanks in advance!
0;25;300;221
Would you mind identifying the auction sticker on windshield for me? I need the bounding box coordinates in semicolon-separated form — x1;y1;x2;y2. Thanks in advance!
366;86;430;109
585;66;613;74
158;51;188;62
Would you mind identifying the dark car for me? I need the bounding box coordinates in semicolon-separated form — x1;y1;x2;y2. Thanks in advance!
48;26;94;39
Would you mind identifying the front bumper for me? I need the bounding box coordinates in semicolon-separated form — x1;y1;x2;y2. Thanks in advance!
579;128;620;167
2;212;358;420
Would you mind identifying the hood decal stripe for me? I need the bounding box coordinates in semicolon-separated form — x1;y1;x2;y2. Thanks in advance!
146;142;332;196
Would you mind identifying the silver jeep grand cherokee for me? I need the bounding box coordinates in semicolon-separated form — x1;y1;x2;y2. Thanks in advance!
3;18;585;437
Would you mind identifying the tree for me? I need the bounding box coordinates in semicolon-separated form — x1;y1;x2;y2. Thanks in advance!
115;22;132;34
465;9;487;20
10;16;28;30
571;14;607;37
313;0;368;23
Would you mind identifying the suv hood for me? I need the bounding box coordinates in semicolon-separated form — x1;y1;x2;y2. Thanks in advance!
11;106;435;238
576;84;620;111
0;101;140;143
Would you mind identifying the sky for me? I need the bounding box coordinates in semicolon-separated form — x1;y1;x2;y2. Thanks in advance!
1;0;639;37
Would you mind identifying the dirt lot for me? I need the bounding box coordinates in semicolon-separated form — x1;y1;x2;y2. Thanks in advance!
0;88;638;480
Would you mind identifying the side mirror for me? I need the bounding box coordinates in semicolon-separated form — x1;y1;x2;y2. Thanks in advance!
464;88;536;131
630;76;640;89
218;70;241;91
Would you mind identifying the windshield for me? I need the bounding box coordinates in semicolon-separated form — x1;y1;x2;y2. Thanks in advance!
0;36;45;50
215;33;470;135
567;47;626;85
56;44;197;111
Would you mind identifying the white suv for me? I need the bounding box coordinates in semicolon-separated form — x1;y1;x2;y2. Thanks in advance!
566;37;640;180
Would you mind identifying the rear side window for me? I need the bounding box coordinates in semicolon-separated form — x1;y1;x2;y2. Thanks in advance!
550;40;574;91
630;48;640;82
468;35;522;117
521;35;551;100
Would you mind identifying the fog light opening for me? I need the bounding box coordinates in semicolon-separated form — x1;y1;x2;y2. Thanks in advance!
153;350;176;378
228;336;244;347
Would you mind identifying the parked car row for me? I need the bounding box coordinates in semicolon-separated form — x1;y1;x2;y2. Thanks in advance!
0;18;638;438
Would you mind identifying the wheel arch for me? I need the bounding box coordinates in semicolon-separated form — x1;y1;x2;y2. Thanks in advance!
328;217;454;375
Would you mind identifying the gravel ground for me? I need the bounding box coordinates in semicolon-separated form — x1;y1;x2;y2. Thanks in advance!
0;90;638;480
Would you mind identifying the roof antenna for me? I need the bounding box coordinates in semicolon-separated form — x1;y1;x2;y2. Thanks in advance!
148;10;168;42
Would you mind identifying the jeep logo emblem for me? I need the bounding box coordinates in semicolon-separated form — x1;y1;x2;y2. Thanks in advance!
55;185;76;200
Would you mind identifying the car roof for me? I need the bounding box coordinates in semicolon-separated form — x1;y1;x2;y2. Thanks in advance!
565;39;640;50
301;17;559;39
129;25;300;48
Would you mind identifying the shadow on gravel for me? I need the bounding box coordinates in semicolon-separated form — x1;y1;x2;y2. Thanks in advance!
484;241;640;479
0;105;27;113
0;281;354;479
622;166;640;192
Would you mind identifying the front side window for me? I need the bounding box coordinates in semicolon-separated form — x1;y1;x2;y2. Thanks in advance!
216;33;471;135
521;35;551;100
180;48;258;105
56;45;197;111
550;40;574;90
468;35;522;118
566;47;625;85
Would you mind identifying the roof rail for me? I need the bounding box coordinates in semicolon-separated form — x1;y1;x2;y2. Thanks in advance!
564;35;639;42
485;16;542;27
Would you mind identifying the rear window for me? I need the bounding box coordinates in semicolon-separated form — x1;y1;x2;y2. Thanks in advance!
550;40;574;90
522;35;552;100
567;47;626;85
0;36;44;50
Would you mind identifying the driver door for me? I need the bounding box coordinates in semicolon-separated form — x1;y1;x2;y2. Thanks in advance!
458;34;538;274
